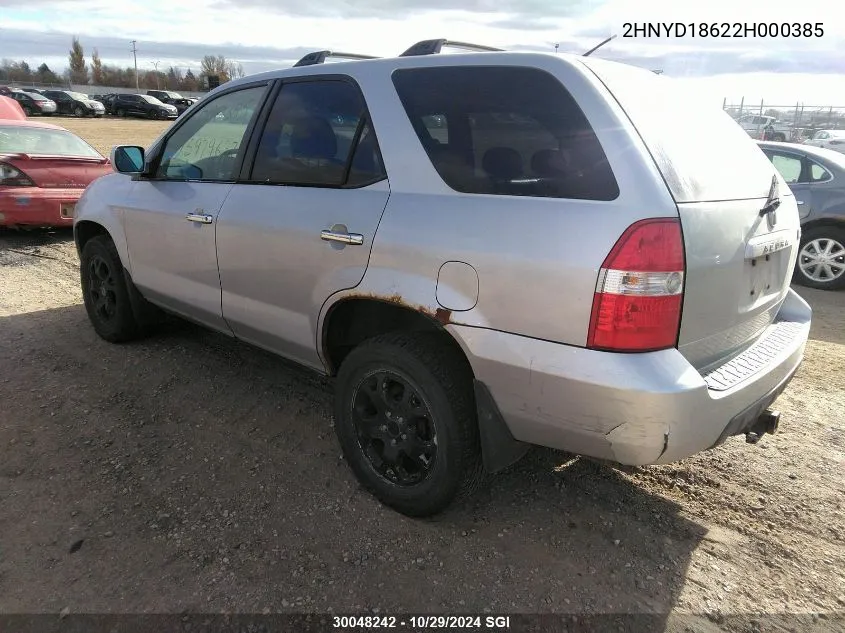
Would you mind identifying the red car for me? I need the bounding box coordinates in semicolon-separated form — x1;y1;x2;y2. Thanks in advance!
0;111;111;228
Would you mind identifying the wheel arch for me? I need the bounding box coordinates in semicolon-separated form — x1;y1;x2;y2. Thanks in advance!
74;220;110;256
800;216;845;234
319;289;530;474
320;295;459;377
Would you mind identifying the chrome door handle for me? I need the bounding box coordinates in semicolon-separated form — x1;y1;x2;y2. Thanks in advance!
796;200;804;205
321;230;363;245
186;213;213;224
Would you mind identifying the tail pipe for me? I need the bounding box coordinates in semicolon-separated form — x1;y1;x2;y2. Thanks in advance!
746;409;781;444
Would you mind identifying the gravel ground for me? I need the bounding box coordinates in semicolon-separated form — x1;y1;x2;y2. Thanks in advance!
1;119;843;631
0;229;842;632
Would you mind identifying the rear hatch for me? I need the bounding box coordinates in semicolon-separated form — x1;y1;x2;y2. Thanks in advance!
580;58;800;371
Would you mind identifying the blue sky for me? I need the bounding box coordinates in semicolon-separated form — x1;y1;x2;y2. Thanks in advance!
1;0;843;106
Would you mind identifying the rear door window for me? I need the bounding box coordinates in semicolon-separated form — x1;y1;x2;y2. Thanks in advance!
391;66;618;200
769;153;803;183
249;79;386;187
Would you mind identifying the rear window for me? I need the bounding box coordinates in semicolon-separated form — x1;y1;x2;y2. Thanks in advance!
580;57;777;203
391;66;619;201
0;125;102;158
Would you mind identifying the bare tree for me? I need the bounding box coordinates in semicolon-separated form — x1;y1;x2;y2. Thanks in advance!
226;60;245;80
201;54;229;82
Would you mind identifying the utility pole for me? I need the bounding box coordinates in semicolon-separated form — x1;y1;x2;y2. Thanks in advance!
150;60;160;89
130;40;139;90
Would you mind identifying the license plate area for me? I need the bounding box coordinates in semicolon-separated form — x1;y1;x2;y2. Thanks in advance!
60;203;76;219
743;229;795;305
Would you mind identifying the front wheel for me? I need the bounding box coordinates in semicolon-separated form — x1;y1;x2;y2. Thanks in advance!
794;225;845;290
22;105;32;116
73;105;85;117
334;332;483;517
80;236;147;342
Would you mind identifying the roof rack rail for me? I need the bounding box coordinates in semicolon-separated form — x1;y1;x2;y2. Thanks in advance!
400;39;504;57
293;50;379;67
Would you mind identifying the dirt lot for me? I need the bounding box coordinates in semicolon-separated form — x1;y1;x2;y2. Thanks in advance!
0;119;843;631
47;116;171;156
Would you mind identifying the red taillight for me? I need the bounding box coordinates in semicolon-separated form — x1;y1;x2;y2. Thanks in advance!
0;162;34;187
587;218;685;352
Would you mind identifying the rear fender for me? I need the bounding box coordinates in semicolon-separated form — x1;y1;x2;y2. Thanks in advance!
315;265;490;369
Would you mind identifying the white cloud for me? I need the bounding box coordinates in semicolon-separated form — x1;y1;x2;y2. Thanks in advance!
2;0;843;103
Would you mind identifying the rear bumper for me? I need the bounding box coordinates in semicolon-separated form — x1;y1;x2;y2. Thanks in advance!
450;288;811;466
0;188;83;227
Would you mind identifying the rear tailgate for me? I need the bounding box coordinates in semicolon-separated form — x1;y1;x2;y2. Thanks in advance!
580;58;800;371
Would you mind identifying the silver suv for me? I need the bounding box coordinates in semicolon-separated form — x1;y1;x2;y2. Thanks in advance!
74;40;812;517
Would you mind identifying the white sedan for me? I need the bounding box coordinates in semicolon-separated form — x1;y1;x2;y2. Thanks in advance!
804;129;845;153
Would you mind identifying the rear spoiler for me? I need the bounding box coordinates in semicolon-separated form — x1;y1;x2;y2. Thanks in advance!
0;152;107;163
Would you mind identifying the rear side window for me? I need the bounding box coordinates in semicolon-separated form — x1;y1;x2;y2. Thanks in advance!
810;162;832;182
391;66;619;201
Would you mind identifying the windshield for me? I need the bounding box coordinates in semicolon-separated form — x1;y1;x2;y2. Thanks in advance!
0;126;102;158
67;92;89;100
24;92;50;101
141;95;165;105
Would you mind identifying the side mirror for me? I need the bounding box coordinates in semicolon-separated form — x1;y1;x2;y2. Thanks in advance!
110;145;145;174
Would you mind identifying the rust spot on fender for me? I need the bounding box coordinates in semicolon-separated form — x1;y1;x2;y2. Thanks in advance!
341;292;453;325
434;308;452;325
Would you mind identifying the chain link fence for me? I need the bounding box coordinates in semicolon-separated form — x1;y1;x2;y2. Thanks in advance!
723;98;845;142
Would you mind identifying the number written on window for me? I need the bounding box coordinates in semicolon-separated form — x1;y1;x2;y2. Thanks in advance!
157;85;266;181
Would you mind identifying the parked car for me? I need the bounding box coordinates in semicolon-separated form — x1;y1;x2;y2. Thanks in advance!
10;90;57;116
112;93;178;119
98;93;119;114
0;117;111;227
758;141;845;290
147;90;194;115
41;90;105;117
803;129;845;154
0;86;13;97
736;114;790;141
73;44;810;517
0;95;27;120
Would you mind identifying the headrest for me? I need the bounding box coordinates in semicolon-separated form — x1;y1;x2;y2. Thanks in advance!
531;149;570;177
290;116;337;159
482;147;523;180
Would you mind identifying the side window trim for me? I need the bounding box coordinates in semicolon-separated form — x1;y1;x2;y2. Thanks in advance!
147;79;273;182
239;74;387;190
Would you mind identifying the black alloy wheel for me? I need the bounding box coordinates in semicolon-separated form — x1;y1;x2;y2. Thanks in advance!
352;369;438;487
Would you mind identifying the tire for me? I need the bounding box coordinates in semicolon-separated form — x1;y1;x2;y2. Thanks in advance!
794;225;845;291
773;133;786;142
117;109;126;118
80;235;149;342
74;105;85;117
334;331;483;517
23;105;32;116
